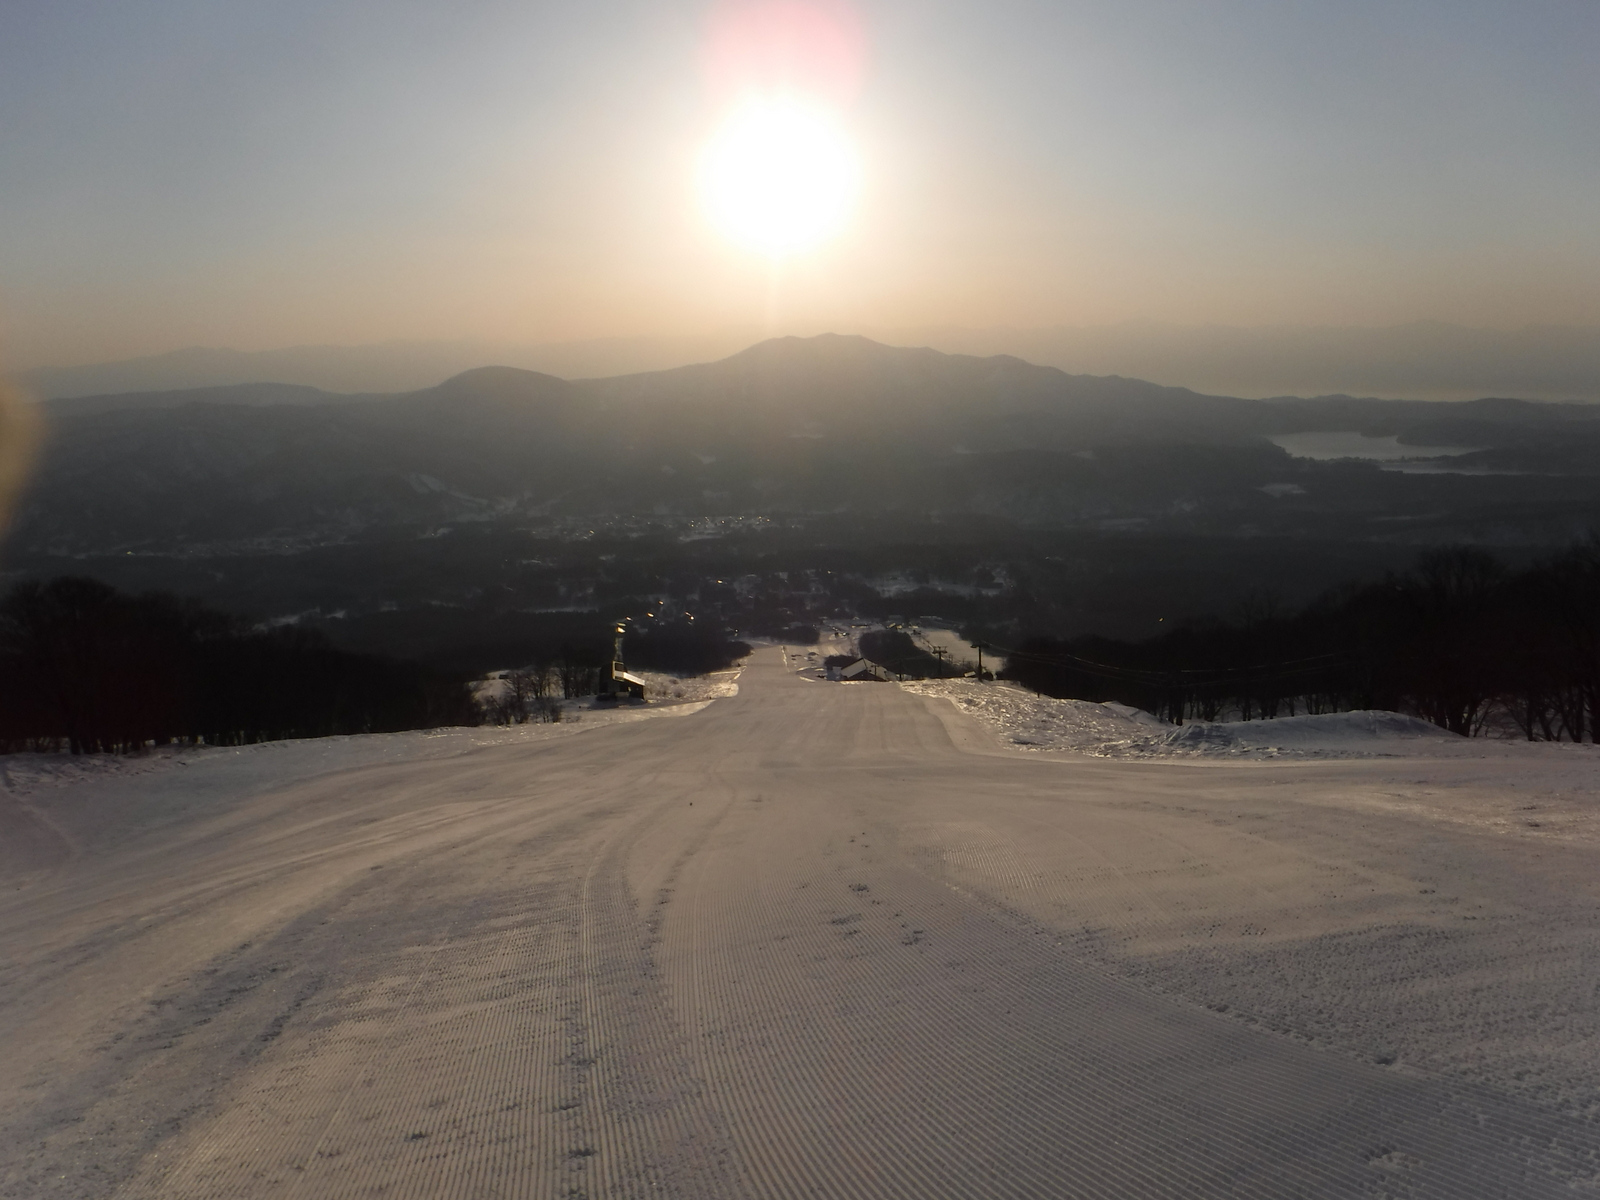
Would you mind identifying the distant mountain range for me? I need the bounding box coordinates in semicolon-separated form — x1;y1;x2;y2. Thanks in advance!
923;322;1600;405
9;334;1600;557
16;335;757;401
20;322;1600;404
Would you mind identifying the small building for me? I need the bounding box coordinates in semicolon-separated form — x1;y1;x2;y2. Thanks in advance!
599;668;647;701
824;654;856;680
828;656;891;682
596;621;648;701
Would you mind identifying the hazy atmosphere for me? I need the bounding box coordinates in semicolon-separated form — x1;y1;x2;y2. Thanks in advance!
4;0;1600;396
8;5;1600;1198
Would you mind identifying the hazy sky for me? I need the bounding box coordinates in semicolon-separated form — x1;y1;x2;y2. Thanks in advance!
2;0;1598;371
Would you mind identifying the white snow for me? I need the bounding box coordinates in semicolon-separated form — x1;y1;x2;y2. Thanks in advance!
1160;709;1457;756
0;676;739;805
632;667;741;704
902;678;1600;760
8;647;1600;1192
900;679;1170;755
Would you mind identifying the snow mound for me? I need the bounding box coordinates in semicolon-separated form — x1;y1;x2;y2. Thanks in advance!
901;680;1169;755
904;681;1470;760
1164;710;1465;755
1099;701;1172;729
1162;710;1460;756
633;668;741;704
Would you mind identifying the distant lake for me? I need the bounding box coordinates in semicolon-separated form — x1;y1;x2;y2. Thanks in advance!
1267;432;1478;461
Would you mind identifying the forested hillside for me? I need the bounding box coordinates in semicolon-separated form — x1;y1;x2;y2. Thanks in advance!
1002;541;1600;740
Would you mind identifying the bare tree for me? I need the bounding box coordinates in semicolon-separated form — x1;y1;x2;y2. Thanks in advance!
504;669;536;724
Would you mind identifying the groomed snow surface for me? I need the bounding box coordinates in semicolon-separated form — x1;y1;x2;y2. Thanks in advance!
6;651;1600;1198
0;671;740;879
1;669;741;799
901;678;1584;759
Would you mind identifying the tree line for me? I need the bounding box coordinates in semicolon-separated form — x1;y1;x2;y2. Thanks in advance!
0;577;478;754
0;582;759;750
999;539;1600;740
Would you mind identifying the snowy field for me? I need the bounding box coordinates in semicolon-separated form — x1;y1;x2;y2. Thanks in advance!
0;675;737;883
3;668;741;798
632;666;742;704
901;678;1173;755
4;649;1600;1197
903;677;1600;762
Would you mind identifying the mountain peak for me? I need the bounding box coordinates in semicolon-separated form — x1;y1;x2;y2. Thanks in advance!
730;332;898;360
426;366;574;405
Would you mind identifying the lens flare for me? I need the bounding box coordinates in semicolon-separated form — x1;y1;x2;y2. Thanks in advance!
0;374;38;551
703;0;866;107
700;99;860;257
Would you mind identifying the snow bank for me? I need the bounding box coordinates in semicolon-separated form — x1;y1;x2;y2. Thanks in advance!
633;668;741;704
0;688;735;801
1161;710;1459;756
901;680;1169;755
904;680;1478;760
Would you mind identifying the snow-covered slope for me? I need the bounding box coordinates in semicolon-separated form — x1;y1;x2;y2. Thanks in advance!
905;680;1479;759
1162;709;1458;756
7;649;1600;1196
900;679;1171;755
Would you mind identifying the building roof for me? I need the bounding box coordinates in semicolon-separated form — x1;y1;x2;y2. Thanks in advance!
840;659;888;680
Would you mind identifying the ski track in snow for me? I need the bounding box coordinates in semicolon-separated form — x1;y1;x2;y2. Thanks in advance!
2;651;1600;1197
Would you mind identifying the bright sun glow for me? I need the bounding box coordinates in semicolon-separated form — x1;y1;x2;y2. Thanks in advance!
700;100;860;258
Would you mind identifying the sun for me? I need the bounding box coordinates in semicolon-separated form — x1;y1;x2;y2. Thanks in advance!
700;100;860;258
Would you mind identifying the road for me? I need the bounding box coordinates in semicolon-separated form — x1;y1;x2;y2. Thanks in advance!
3;649;1599;1198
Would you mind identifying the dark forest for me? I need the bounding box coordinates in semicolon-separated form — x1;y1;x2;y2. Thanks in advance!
0;578;477;753
999;538;1600;740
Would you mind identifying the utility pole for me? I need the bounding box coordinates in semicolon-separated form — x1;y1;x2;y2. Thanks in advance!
975;641;987;682
931;646;949;677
